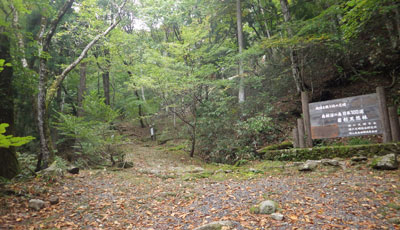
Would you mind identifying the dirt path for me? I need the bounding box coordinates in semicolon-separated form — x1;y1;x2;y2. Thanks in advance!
1;141;400;229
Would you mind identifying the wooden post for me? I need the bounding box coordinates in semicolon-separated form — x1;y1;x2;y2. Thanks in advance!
292;128;299;148
376;87;392;142
297;118;306;148
388;106;400;142
301;91;313;147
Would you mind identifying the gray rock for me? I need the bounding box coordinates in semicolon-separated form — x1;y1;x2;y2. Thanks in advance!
194;221;236;230
299;160;320;171
373;154;398;170
39;161;64;177
389;218;400;224
351;156;368;162
271;213;284;221
29;199;45;211
67;167;80;174
188;166;205;173
321;159;340;166
214;169;224;174
259;200;277;214
49;196;59;205
249;168;263;173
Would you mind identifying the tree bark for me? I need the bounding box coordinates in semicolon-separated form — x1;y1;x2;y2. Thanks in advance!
0;33;20;179
37;16;53;170
77;62;87;117
190;92;197;157
10;3;28;68
134;90;146;128
102;71;110;105
280;0;305;93
236;0;245;103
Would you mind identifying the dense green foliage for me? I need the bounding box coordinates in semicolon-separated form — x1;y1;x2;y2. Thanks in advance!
55;93;125;167
0;124;34;148
1;0;399;173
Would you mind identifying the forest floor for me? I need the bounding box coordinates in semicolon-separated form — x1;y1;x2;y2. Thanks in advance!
1;138;400;229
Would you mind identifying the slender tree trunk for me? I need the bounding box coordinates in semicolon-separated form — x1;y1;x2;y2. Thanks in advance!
141;87;146;101
102;72;110;105
0;33;20;179
134;90;146;128
77;62;87;117
237;0;245;103
37;18;52;170
190;129;196;157
280;0;305;93
10;4;28;68
190;92;197;157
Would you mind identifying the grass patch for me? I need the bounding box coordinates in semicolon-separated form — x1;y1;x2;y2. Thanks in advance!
387;203;400;210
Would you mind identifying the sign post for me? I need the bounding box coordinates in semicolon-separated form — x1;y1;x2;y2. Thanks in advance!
376;87;392;142
309;93;384;139
301;92;313;147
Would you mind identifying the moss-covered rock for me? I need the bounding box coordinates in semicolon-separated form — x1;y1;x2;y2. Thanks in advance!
260;143;400;162
371;154;398;170
258;141;293;153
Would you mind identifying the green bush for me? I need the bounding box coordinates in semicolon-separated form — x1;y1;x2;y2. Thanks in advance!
347;137;371;146
55;93;126;167
196;94;279;164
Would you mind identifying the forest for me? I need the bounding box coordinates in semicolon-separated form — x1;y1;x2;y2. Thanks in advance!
1;0;400;229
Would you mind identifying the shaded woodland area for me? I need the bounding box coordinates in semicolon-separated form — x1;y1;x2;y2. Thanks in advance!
1;0;400;229
1;0;400;177
0;0;399;173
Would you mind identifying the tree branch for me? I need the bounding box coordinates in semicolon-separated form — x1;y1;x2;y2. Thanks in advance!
46;0;128;106
44;0;75;50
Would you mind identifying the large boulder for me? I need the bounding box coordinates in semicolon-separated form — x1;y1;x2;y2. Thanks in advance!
29;199;45;211
259;200;277;214
194;221;237;230
251;200;278;214
299;160;320;171
372;154;398;170
49;196;59;205
39;161;64;177
321;159;340;167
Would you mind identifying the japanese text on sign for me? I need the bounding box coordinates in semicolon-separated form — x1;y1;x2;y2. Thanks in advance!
309;93;383;139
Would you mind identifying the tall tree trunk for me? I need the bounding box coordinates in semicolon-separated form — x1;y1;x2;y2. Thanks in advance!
0;33;20;179
102;49;111;106
134;90;146;128
77;62;87;116
37;18;53;171
237;0;245;103
10;3;28;68
280;0;305;93
102;72;110;105
141;87;146;101
190;92;197;157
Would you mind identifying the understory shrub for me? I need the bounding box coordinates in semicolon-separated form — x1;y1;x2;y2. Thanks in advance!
197;94;279;164
55;93;126;167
